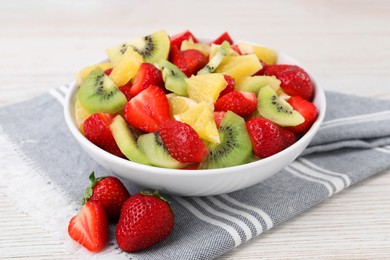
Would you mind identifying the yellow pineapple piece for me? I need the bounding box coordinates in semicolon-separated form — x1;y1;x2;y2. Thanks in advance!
237;43;278;65
181;38;210;57
167;94;197;118
186;73;227;104
74;99;92;134
76;62;112;85
209;43;238;59
109;48;143;86
175;102;220;143
215;54;262;82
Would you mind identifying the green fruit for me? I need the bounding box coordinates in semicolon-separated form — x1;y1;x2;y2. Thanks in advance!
137;133;187;169
76;68;127;114
199;111;252;169
159;60;188;96
235;76;280;93
106;30;170;66
110;115;152;165
257;85;304;126
197;41;230;75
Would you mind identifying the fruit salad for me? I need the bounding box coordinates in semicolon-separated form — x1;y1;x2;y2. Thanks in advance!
75;30;318;170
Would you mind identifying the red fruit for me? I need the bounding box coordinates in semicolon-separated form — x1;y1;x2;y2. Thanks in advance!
124;85;170;132
119;82;133;101
82;172;130;219
104;68;113;76
230;44;242;55
171;47;208;77
264;64;314;101
170;30;198;49
68;202;108;252
218;75;235;98
211;32;234;45
130;63;164;98
286;96;318;134
254;60;267;75
83;113;125;158
214;111;226;129
246;117;296;158
159;120;208;163
115;192;174;252
214;91;257;117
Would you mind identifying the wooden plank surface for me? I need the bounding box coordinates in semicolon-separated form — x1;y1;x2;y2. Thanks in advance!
1;0;389;259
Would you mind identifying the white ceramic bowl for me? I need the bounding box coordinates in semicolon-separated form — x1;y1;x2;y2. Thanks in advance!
64;51;326;196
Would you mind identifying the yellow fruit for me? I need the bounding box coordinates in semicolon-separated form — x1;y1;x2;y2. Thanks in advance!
175;102;220;143
109;48;143;86
186;73;227;104
74;99;92;134
237;43;278;65
76;62;112;85
167;94;197;117
215;54;262;82
181;38;210;57
209;43;238;59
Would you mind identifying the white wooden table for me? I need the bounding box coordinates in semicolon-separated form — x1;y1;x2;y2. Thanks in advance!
1;0;389;259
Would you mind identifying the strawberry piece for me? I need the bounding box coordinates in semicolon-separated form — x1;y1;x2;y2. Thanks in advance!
246;117;297;158
83;113;125;158
254;60;267;75
218;75;235;98
170;47;208;77
68;201;108;252
116;191;174;252
124;85;170;132
130;63;164;98
82;172;130;219
170;30;198;49
214;91;257;117
211;32;234;45
264;64;314;101
119;82;133;101
159;120;208;163
213;111;226;129
286;96;318;134
104;68;113;76
230;44;242;55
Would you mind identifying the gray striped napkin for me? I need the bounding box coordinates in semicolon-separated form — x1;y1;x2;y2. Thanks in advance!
1;87;390;260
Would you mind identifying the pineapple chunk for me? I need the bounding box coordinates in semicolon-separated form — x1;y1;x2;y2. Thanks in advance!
215;54;262;82
109;48;143;86
237;43;278;65
181;38;210;57
167;94;197;118
186;73;227;103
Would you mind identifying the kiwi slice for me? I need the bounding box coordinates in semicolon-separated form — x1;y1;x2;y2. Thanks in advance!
258;85;304;126
159;60;188;96
110;115;152;165
106;30;170;65
197;41;230;75
235;76;281;93
199;111;252;169
137;132;187;169
76;67;127;114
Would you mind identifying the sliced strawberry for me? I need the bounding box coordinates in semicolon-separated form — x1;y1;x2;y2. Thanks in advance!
218;75;235;98
286;96;318;134
104;68;113;76
264;64;314;101
170;47;208;77
124;85;170;132
83;113;125;158
159;120;208;163
68;201;108;252
215;91;257;117
213;111;226;129
170;30;198;49
130;63;164;98
211;32;233;45
119;82;133;101
230;44;242;55
246;117;296;158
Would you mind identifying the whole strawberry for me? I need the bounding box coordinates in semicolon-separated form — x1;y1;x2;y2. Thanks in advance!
116;191;174;252
83;172;130;219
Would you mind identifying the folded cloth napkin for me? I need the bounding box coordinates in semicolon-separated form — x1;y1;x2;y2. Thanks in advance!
1;87;390;260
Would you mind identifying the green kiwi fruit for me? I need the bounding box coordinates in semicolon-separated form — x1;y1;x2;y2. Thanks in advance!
235;76;281;93
76;67;127;114
106;30;170;65
199;111;252;169
258;85;304;126
137;132;187;169
159;60;188;96
110;115;152;165
197;41;230;75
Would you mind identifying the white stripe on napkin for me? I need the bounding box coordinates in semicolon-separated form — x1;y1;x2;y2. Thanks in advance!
174;196;242;247
320;110;390;130
375;146;390;153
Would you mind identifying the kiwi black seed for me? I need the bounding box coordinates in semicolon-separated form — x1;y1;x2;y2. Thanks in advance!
76;67;127;114
258;85;304;126
199;111;252;169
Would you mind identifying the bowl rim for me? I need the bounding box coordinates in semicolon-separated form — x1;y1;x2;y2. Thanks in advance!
64;52;326;177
